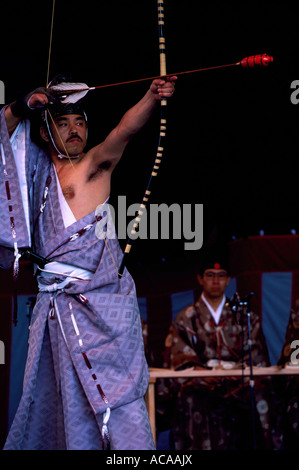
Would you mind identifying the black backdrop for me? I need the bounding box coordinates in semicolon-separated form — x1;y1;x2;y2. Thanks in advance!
1;0;299;270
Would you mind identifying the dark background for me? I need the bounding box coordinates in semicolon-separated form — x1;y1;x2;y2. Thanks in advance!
1;0;299;271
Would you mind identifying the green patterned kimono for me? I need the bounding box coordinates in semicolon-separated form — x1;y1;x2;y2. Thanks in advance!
159;296;282;450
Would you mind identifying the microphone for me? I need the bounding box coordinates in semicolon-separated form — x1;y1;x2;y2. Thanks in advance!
228;292;241;311
243;292;255;304
229;292;255;323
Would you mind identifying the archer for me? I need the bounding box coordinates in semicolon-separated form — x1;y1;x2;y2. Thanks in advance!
1;73;176;450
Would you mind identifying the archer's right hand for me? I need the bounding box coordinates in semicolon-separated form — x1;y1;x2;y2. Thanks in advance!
10;87;60;118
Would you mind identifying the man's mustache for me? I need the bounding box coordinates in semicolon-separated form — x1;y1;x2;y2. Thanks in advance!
67;134;83;142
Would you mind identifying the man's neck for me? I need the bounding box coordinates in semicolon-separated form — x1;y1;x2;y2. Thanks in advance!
51;152;85;172
202;293;225;312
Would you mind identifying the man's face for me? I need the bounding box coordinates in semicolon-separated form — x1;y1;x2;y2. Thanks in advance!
46;114;87;157
197;269;231;299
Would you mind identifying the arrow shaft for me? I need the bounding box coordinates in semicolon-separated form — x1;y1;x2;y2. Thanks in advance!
92;62;239;90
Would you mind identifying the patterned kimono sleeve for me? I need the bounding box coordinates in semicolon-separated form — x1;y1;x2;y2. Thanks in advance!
0;107;38;269
277;305;299;366
164;309;203;370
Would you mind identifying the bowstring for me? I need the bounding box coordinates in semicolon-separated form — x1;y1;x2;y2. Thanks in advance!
46;108;75;169
45;0;75;168
46;0;56;87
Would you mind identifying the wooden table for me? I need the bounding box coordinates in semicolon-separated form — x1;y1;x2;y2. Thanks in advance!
145;366;299;445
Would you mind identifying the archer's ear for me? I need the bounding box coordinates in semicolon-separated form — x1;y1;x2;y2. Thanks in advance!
40;125;50;143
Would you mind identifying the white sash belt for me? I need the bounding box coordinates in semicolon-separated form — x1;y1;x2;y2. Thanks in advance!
37;261;94;293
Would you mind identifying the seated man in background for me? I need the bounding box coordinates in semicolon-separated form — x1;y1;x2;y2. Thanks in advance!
160;255;282;450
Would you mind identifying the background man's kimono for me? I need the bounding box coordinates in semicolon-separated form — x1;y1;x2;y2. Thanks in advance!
277;303;299;449
0;108;154;450
157;296;282;450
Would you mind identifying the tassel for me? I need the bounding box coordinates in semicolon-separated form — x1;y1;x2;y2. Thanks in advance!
13;242;21;282
101;407;111;450
12;242;21;326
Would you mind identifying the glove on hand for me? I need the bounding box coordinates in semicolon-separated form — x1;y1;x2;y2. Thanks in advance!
10;87;60;118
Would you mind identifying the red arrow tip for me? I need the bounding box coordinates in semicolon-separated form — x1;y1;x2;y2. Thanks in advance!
240;54;273;68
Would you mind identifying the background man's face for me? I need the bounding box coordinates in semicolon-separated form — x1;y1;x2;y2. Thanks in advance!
197;269;231;299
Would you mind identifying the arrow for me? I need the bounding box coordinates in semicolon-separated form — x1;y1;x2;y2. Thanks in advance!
50;54;274;104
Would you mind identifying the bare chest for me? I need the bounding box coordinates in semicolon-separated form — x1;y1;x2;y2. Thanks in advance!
57;162;112;218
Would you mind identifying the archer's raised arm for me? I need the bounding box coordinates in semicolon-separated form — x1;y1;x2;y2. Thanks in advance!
89;77;177;170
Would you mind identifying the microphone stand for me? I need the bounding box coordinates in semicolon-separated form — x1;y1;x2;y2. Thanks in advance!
230;292;257;450
242;295;256;450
